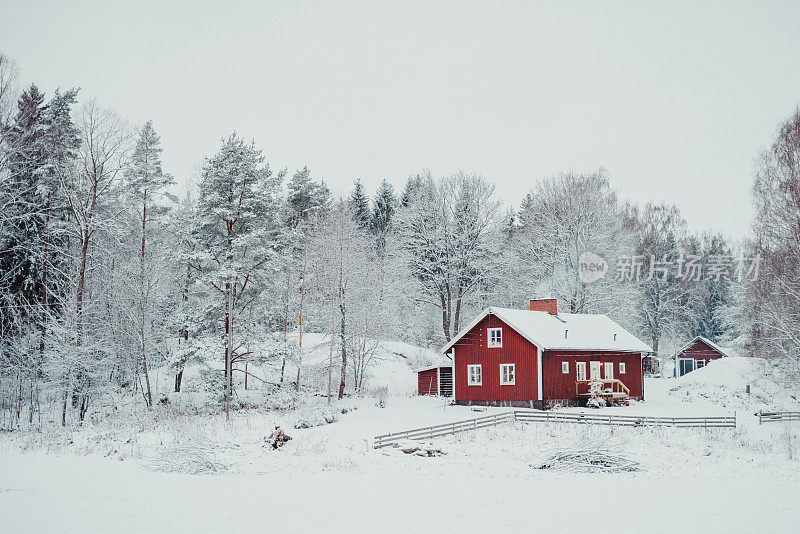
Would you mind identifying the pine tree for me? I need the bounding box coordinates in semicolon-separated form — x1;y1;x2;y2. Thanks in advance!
286;166;328;228
193;134;284;419
348;179;370;229
124;120;174;408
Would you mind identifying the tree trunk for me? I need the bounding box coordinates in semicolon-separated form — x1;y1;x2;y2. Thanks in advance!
280;267;290;383
295;249;307;392
327;276;336;405
440;291;450;342
338;270;347;400
225;282;233;421
139;194;153;408
175;264;191;392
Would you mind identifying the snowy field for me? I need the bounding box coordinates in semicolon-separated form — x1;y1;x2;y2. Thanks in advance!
2;357;799;533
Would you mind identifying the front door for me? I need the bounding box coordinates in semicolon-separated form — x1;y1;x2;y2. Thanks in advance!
590;361;601;380
679;358;695;377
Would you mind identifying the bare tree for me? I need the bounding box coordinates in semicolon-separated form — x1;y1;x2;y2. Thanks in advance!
400;171;498;342
57;100;130;423
750;108;800;370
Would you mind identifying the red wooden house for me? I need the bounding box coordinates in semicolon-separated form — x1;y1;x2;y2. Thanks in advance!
440;299;652;408
674;336;731;377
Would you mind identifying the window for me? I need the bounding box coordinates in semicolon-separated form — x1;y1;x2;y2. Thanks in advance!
562;361;569;374
576;361;587;381
696;360;705;368
487;328;502;348
679;358;695;377
467;365;482;386
619;362;626;374
604;362;614;380
500;364;515;385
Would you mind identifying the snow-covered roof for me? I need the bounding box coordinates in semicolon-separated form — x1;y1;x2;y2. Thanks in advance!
674;336;733;358
413;363;453;373
441;307;652;354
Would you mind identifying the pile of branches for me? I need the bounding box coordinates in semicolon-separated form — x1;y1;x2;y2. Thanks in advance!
401;446;446;457
149;438;232;474
536;445;640;473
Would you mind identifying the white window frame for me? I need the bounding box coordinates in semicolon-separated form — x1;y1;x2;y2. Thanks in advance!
619;362;626;374
487;328;502;348
562;361;569;374
696;359;705;368
576;361;587;381
500;363;515;385
604;361;614;380
467;364;482;386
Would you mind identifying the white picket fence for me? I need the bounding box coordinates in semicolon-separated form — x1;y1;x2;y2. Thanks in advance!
757;410;800;424
372;409;736;449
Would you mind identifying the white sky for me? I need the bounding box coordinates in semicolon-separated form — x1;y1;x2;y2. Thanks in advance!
2;0;799;238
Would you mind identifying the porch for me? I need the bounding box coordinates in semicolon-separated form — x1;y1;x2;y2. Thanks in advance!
576;378;631;406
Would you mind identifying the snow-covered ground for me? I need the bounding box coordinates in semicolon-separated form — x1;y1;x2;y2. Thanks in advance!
1;354;799;533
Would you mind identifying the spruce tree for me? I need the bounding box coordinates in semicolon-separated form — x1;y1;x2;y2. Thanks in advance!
0;84;48;325
370;178;397;246
349;179;370;229
400;173;424;207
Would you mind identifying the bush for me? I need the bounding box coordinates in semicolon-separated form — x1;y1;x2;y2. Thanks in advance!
293;407;337;429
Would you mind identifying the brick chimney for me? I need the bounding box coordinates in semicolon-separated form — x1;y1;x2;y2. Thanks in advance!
530;298;558;316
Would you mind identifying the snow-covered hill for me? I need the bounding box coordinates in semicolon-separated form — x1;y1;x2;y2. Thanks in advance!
152;334;449;411
668;357;800;411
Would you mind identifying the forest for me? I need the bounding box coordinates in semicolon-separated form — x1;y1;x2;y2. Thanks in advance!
1;50;798;429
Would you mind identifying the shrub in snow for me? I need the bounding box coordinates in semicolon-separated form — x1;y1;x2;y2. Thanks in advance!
585;397;606;409
293;407;337;429
262;383;300;410
373;385;388;408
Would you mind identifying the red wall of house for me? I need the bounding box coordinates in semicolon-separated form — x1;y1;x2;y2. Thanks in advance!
417;369;438;396
543;351;644;399
453;314;538;401
678;339;725;362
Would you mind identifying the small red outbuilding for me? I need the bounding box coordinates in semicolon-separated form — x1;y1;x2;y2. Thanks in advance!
440;299;652;408
415;364;453;397
674;336;731;377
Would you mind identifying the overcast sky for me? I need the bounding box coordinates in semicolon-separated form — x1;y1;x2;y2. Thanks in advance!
2;0;799;238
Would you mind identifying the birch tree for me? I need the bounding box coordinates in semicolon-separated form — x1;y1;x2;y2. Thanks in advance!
750;108;800;369
58;100;130;423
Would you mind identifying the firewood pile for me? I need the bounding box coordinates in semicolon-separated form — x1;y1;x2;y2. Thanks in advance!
536;445;639;473
267;427;293;449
